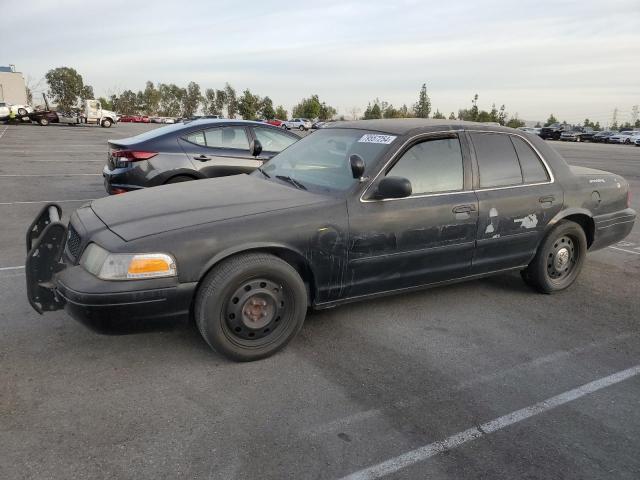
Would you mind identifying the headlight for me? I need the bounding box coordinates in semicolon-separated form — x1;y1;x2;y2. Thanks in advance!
80;243;177;280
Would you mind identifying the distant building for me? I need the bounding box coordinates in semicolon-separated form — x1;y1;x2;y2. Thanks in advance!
0;65;28;105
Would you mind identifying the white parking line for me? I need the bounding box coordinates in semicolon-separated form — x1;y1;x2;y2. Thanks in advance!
339;364;640;480
0;265;24;271
0;126;8;140
609;246;640;256
0;199;96;206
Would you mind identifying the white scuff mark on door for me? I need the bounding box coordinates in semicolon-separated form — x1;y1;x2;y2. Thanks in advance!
514;214;538;229
485;207;499;234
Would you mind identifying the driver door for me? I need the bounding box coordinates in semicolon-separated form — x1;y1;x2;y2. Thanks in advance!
346;133;478;297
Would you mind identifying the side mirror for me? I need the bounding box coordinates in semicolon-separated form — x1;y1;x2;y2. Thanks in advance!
375;176;412;199
250;139;263;157
350;154;365;179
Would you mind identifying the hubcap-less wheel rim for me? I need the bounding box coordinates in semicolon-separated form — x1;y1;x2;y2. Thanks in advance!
547;235;576;281
224;278;286;343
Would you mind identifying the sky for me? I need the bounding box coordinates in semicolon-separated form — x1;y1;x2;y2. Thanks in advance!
2;0;639;125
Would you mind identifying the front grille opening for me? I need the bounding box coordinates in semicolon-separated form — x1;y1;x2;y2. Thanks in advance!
67;224;82;259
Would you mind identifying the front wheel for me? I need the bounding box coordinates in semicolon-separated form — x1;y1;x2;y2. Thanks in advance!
39;118;49;126
17;108;27;116
299;125;305;131
101;119;112;128
521;220;587;293
195;253;307;361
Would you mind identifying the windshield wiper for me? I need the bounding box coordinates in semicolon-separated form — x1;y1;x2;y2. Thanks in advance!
257;167;270;178
275;175;307;190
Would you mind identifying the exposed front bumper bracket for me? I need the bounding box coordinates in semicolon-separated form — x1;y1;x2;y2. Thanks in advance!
25;203;67;313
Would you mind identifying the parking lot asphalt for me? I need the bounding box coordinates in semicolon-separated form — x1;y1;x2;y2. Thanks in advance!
1;123;639;480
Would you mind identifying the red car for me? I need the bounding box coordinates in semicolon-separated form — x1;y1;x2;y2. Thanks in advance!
266;119;285;127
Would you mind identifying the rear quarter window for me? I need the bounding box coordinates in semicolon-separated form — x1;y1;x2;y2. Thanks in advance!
510;136;549;183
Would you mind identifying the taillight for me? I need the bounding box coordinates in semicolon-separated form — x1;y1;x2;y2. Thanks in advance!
111;150;157;168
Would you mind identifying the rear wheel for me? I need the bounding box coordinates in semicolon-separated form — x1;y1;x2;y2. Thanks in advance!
17;108;27;116
39;118;49;126
299;125;305;131
166;175;194;184
195;253;307;361
521;220;587;293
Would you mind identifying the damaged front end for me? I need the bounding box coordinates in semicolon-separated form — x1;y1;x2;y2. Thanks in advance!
25;203;67;313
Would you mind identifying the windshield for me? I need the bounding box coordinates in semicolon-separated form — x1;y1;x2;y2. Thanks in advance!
256;128;396;193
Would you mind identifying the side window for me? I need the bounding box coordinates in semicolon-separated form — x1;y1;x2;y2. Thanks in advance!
253;127;297;152
471;133;523;188
387;137;464;194
204;127;249;150
511;136;550;183
185;131;206;146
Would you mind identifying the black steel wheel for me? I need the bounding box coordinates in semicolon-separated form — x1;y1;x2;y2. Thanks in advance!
195;252;307;361
521;220;587;293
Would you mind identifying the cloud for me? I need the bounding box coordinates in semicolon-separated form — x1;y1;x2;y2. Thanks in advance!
2;0;638;124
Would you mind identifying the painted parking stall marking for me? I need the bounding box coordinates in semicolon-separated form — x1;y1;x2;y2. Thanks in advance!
339;364;640;480
609;241;640;256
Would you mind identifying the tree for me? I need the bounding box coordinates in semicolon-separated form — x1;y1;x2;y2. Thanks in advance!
141;81;161;115
238;89;261;120
369;103;382;119
448;112;456;120
215;89;227;116
97;96;113;110
202;88;220;116
318;102;337;120
399;104;411;118
224;83;238;118
631;105;639;126
383;105;402;118
260;96;276;120
292;94;322;119
157;83;185;117
363;104;372;119
497;105;507;126
470;94;479;121
275;105;287;120
45;67;88;110
506;117;525;128
544;114;558;127
534;121;542;128
413;83;431;118
181;81;201;117
117;89;139;115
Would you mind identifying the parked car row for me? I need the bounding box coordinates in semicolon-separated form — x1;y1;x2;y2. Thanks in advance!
0;101;33;120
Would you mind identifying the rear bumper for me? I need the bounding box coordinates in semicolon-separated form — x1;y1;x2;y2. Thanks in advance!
591;208;636;251
102;165;145;194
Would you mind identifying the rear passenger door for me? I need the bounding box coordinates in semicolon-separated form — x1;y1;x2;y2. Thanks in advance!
178;125;261;177
468;132;563;274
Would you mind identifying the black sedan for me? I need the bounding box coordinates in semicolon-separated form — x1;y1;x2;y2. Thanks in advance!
103;119;300;194
591;131;618;143
26;119;635;361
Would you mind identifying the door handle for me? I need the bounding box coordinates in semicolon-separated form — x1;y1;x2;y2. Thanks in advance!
452;204;476;214
193;155;211;161
539;195;555;204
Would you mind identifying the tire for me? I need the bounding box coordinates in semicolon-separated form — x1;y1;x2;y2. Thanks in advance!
194;252;307;361
280;124;287;129
624;138;631;145
101;119;112;128
166;175;194;184
298;125;304;131
521;220;587;294
39;118;49;126
17;108;27;116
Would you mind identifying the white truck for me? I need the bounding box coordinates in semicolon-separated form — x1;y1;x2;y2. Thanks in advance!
83;99;118;127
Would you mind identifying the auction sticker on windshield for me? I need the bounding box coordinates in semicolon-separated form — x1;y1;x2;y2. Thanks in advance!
358;134;397;144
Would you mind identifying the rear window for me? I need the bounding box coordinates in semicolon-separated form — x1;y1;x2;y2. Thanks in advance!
471;133;522;188
510;136;549;183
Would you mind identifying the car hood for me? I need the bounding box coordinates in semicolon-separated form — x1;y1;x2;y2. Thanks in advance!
91;174;329;241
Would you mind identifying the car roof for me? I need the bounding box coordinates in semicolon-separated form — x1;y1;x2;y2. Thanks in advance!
325;118;515;135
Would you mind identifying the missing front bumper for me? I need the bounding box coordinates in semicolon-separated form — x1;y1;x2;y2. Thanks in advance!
25;203;67;313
